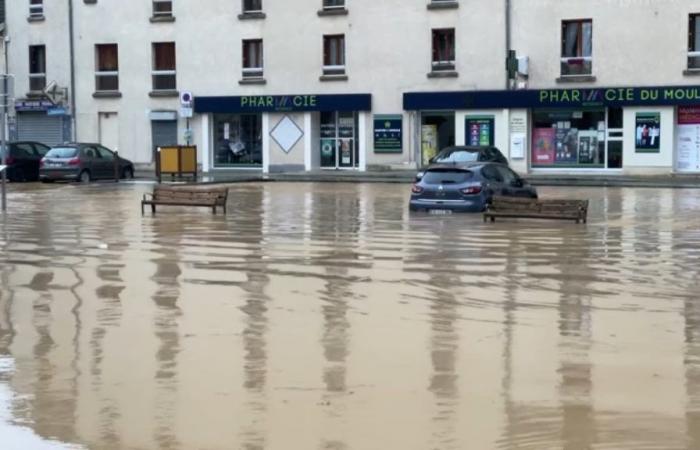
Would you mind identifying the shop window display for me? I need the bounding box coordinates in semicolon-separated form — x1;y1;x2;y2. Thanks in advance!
531;110;605;168
214;114;262;167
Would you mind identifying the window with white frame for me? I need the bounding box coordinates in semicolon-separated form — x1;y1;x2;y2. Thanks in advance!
322;0;344;9
95;44;119;91
243;0;262;13
152;42;176;91
152;0;173;18
561;19;592;76
29;0;43;18
242;39;263;78
431;28;455;71
323;34;345;75
29;45;46;91
689;14;700;69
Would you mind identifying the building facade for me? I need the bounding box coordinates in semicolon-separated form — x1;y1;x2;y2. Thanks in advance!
6;0;700;175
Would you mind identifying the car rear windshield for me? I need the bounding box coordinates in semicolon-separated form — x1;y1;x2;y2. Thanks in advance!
434;150;479;164
45;147;79;158
422;170;473;185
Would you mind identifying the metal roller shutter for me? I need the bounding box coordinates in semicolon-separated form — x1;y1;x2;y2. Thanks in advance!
16;112;63;146
151;120;178;160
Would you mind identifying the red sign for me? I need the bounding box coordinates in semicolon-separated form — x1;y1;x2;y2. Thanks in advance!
679;106;700;125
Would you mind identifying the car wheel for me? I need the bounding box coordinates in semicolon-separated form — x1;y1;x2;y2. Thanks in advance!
122;166;134;179
78;170;91;183
9;168;25;182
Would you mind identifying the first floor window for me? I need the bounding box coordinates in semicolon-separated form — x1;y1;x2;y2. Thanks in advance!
152;42;176;91
95;44;119;91
322;0;344;9
243;0;262;12
29;45;46;92
29;0;43;18
323;34;345;75
561;19;593;76
153;0;173;17
689;14;700;69
431;28;455;71
214;114;263;167
242;39;263;78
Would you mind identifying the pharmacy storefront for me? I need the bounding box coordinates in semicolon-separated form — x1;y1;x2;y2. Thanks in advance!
194;94;372;173
404;85;700;175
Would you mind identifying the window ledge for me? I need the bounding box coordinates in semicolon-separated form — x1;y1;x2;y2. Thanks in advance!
427;2;459;10
683;69;700;76
149;90;179;98
93;91;122;98
239;78;267;85
317;8;349;17
150;15;175;23
238;12;266;20
26;91;45;98
556;75;597;83
84;0;97;4
319;74;348;82
427;70;458;78
27;16;45;23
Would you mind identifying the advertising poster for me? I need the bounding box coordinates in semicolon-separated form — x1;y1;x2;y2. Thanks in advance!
421;125;438;166
555;128;579;164
531;128;556;165
577;131;599;165
635;113;661;153
465;116;495;147
320;138;336;167
338;116;355;138
373;115;403;153
677;107;700;172
339;139;352;165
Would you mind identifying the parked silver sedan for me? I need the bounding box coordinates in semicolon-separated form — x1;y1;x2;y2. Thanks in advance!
39;143;134;183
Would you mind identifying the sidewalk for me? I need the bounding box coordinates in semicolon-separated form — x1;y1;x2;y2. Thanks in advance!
135;167;700;188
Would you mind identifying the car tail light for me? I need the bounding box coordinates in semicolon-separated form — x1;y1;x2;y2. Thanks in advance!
39;158;45;168
67;157;81;166
460;186;483;195
411;184;424;194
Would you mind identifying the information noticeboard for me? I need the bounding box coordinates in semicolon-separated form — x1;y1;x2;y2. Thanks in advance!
373;115;402;153
465;116;495;147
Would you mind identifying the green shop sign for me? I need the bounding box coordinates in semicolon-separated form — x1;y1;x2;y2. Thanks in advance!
404;85;700;110
373;115;403;153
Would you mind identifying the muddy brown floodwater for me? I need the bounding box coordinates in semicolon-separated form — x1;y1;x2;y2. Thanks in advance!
1;182;700;449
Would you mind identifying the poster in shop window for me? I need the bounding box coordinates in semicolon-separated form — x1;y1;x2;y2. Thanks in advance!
531;128;556;165
677;107;700;172
635;113;661;153
421;125;438;166
577;131;599;165
554;128;579;164
465;116;495;147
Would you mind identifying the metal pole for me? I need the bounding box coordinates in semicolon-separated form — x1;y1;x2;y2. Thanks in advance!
1;41;7;212
505;0;512;90
68;0;77;141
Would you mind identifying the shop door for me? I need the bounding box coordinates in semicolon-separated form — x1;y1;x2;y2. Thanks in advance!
98;112;119;152
151;120;178;162
320;111;358;169
17;112;63;146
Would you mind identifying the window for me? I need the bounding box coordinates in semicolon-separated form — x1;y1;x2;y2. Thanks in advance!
214;114;263;167
243;0;262;13
689;14;700;69
152;42;176;91
242;39;263;78
322;0;344;9
29;45;46;92
531;109;606;168
561;19;592;76
432;29;455;71
29;0;43;18
323;34;345;75
152;0;172;17
95;44;119;92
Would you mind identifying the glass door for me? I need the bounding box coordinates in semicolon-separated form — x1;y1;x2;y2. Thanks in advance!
606;107;623;169
320;111;358;169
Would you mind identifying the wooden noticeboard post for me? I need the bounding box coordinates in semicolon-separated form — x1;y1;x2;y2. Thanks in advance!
156;146;198;183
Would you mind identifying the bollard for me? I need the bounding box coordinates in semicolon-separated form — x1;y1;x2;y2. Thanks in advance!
114;151;120;183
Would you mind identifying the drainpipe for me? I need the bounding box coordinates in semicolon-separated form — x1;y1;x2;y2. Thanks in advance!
68;0;77;141
505;0;511;90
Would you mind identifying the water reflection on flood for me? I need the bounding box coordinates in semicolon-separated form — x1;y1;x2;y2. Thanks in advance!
1;182;700;449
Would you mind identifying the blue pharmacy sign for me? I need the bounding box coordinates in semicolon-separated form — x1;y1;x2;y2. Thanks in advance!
195;94;372;113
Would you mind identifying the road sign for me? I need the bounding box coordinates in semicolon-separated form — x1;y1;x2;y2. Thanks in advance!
180;91;193;107
179;107;193;118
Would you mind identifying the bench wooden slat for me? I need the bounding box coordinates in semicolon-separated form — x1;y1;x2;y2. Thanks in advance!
142;186;229;214
484;196;587;224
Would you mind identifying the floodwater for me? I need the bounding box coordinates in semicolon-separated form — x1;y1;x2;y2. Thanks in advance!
0;182;700;450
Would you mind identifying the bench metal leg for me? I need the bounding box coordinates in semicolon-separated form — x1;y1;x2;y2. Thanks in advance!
490;217;495;223
141;202;144;215
212;206;217;214
151;204;156;214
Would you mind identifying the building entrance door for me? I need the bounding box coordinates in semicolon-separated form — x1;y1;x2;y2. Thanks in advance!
320;111;358;169
98;112;119;152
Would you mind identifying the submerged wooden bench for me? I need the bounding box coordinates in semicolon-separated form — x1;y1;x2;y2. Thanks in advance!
483;196;588;224
141;186;229;214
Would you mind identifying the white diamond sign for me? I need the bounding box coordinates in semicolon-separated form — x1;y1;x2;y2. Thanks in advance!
270;116;303;154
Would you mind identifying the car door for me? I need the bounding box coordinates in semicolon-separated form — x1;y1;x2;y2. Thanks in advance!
82;146;102;178
13;143;36;179
96;146;117;179
480;165;506;199
496;166;533;198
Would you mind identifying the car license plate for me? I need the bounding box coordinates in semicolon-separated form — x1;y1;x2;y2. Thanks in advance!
429;209;452;215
